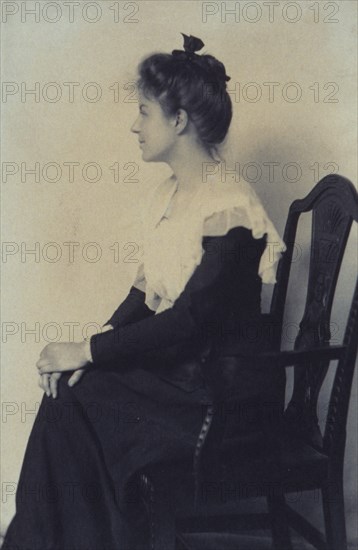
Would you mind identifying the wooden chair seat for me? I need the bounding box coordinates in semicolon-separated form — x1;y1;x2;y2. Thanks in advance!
141;428;329;506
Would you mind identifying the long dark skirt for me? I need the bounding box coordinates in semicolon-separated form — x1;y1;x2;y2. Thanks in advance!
3;356;284;550
2;358;211;550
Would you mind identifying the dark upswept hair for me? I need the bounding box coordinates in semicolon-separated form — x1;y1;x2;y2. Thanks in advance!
135;50;232;153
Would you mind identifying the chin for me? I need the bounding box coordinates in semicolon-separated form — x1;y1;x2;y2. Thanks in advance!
141;150;164;163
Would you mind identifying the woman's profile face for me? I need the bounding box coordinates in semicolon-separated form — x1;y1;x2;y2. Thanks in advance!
131;90;178;163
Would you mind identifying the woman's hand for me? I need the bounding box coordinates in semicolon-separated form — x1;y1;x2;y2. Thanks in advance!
38;370;86;398
36;342;91;398
36;342;90;375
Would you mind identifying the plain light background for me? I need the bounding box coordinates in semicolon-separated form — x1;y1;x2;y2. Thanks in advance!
1;0;357;543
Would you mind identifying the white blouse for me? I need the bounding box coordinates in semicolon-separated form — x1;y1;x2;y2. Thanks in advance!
133;168;286;315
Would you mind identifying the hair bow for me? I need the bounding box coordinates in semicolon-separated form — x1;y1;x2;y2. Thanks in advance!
172;33;205;61
171;33;231;82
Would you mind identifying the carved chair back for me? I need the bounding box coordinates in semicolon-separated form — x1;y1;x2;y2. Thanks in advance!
270;174;358;453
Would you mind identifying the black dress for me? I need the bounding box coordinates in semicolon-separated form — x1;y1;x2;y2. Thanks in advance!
3;226;285;550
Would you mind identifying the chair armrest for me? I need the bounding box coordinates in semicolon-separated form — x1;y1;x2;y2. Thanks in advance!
228;345;346;370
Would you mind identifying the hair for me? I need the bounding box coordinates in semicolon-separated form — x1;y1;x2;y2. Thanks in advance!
135;51;232;154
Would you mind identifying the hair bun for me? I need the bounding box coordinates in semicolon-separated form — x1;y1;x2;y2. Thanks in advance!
199;54;231;85
172;33;231;83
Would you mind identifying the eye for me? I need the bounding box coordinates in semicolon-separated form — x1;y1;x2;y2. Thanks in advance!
139;104;148;116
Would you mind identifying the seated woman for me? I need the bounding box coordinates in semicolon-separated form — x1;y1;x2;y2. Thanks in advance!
3;34;286;550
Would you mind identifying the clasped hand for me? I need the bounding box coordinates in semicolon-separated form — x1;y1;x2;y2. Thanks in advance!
36;342;90;398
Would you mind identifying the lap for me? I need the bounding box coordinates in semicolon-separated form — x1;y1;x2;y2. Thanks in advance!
45;364;209;497
32;358;284;510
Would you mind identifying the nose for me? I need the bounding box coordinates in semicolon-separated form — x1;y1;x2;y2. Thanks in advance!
130;115;140;134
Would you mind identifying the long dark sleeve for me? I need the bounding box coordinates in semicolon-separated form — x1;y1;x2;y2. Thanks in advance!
90;227;266;365
103;285;155;329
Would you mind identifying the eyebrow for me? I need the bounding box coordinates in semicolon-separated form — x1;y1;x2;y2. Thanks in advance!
139;104;148;110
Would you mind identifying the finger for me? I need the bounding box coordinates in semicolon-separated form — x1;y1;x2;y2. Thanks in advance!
68;369;85;387
38;362;56;375
36;357;52;369
38;365;50;374
42;374;51;396
39;374;51;397
50;372;62;399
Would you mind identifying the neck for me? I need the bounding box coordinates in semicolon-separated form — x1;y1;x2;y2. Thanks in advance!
166;138;221;193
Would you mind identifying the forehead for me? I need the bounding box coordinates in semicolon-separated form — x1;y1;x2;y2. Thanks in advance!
137;89;155;107
136;89;170;119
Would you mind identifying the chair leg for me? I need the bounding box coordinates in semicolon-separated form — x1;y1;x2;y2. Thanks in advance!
267;494;293;550
322;480;347;550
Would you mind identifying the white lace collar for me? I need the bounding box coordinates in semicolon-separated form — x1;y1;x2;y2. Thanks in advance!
140;168;286;313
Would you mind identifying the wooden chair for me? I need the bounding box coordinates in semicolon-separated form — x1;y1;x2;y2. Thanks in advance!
137;174;358;550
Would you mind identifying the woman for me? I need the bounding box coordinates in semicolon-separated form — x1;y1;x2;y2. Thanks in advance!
3;34;286;549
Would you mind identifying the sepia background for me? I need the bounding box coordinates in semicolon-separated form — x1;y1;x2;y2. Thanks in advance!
1;0;357;545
